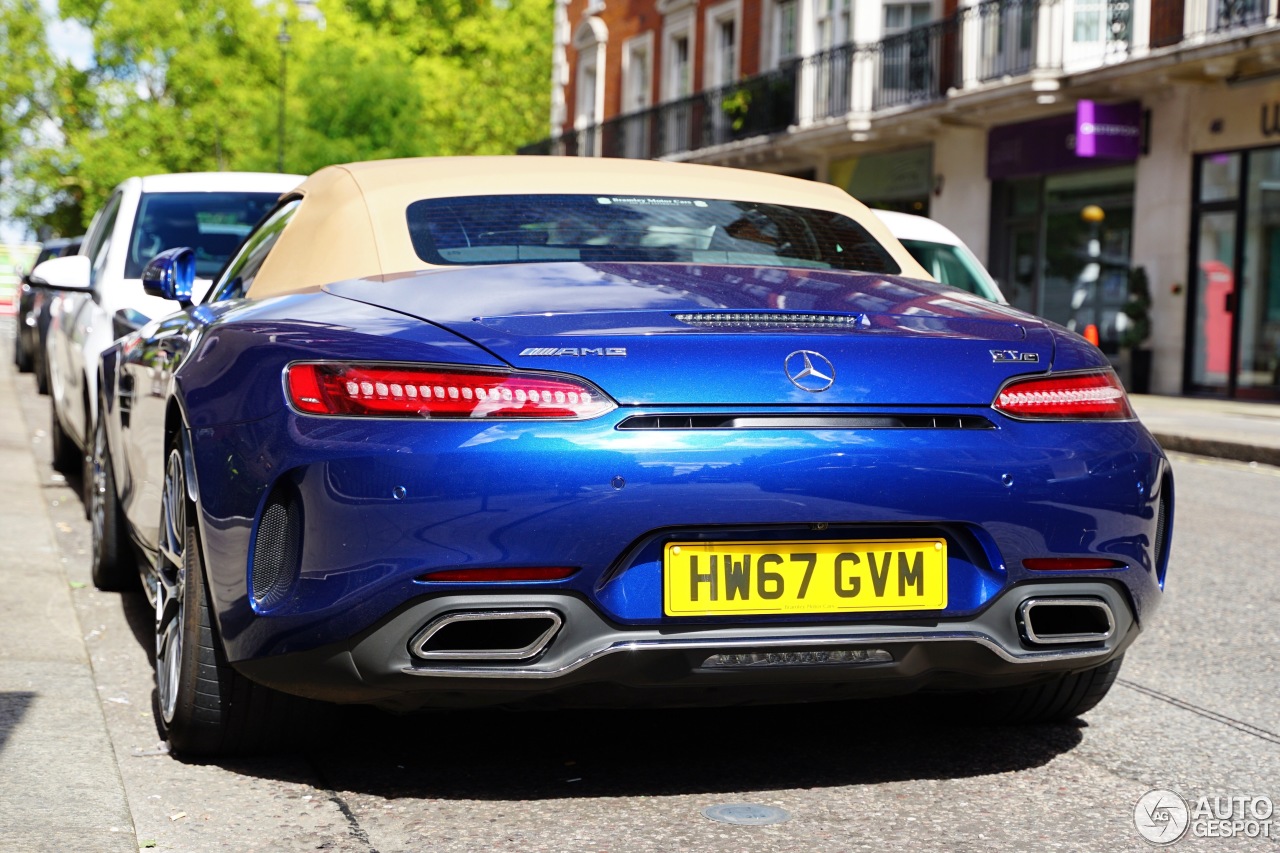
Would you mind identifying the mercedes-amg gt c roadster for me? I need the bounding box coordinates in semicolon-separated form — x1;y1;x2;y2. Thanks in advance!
92;157;1173;756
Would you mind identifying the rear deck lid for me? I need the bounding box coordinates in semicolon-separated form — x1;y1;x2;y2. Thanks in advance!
324;262;1056;406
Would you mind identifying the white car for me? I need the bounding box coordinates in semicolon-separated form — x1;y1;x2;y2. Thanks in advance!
874;210;1006;304
33;172;303;479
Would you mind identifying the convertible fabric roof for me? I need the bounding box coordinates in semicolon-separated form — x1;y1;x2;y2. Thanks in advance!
247;156;931;299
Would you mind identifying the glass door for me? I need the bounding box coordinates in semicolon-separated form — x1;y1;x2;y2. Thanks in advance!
1187;146;1280;399
1189;210;1237;392
1238;148;1280;397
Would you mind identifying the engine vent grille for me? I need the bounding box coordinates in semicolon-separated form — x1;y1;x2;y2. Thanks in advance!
618;414;995;431
251;483;303;611
672;312;870;330
1154;475;1172;578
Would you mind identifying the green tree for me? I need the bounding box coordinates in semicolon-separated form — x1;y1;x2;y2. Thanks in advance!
2;0;554;236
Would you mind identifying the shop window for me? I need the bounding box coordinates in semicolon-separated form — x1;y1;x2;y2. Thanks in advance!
1199;152;1240;203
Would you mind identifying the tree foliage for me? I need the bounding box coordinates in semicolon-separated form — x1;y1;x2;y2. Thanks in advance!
1;0;552;236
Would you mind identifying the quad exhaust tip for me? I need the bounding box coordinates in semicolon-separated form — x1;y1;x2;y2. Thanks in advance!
1019;598;1115;645
410;610;563;661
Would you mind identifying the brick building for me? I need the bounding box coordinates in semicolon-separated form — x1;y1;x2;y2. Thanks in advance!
524;1;1280;400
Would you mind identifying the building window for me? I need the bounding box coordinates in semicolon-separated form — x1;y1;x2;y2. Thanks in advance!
1072;0;1105;42
704;1;740;89
660;9;695;155
662;10;695;101
775;0;798;64
623;34;653;113
883;1;931;35
572;17;607;155
621;33;654;157
815;0;851;51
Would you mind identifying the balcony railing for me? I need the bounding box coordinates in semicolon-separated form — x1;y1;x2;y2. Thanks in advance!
519;65;800;159
521;0;1277;160
875;17;959;109
1214;0;1271;30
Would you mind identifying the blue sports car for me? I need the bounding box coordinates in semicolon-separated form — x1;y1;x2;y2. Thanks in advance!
92;157;1173;756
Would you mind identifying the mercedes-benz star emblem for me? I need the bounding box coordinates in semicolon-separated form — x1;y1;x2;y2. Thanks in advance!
784;350;835;392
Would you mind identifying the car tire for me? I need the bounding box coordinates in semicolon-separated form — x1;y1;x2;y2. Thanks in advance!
35;354;49;395
966;655;1125;724
88;407;136;592
154;444;322;757
15;334;32;372
49;400;81;474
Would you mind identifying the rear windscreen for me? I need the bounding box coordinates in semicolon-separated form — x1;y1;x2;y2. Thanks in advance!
407;194;901;274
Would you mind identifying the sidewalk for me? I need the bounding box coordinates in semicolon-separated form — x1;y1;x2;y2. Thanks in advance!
0;356;135;851
1129;394;1280;468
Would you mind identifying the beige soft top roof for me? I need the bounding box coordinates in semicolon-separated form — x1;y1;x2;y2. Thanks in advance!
248;156;930;299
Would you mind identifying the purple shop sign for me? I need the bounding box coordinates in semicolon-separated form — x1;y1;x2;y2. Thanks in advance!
1076;100;1143;160
986;101;1142;180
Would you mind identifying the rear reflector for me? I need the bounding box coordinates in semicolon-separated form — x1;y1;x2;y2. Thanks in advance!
1023;557;1127;571
416;567;579;583
993;370;1133;420
287;363;614;419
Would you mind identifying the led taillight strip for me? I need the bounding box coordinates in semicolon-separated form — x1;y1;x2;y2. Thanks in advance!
287;363;616;419
993;370;1134;420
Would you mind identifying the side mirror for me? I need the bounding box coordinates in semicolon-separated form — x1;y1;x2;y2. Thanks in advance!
141;247;195;305
28;254;91;291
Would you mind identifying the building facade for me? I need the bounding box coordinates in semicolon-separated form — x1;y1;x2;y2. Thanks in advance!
524;0;1280;399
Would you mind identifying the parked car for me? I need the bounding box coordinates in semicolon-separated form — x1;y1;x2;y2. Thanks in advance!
32;172;303;484
14;236;83;393
874;210;1006;304
94;157;1172;756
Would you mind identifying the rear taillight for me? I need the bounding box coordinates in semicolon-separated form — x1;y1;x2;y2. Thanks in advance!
993;370;1134;420
286;363;615;419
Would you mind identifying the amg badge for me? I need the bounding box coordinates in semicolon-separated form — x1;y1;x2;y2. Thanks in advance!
519;347;627;357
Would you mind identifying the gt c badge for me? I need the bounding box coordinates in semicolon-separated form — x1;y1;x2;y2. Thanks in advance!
785;350;835;392
991;350;1040;363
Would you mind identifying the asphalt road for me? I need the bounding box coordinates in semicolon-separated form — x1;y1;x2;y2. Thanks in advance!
4;331;1279;852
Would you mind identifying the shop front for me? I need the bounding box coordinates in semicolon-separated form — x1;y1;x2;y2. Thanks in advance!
828;145;933;214
1186;82;1280;400
986;102;1144;362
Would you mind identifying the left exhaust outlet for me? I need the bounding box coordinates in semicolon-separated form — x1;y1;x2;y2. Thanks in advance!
409;610;563;661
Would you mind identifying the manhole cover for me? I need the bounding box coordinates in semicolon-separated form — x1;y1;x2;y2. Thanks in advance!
701;804;791;826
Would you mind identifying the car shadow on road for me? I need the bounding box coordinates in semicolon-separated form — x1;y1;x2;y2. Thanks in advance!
223;698;1086;800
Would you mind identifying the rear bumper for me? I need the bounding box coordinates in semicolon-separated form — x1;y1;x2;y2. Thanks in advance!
234;580;1138;711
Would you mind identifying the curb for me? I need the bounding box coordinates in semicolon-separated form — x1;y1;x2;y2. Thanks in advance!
1150;433;1280;468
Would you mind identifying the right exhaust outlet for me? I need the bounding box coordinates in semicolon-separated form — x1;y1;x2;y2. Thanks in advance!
1018;598;1115;645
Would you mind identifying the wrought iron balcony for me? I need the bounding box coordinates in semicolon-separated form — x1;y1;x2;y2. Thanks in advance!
875;17;959;109
519;64;800;159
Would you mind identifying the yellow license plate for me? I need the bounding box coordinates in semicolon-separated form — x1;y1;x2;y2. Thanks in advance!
663;539;947;616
